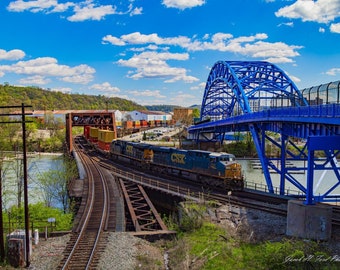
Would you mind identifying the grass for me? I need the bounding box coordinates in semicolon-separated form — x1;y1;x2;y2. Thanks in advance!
165;221;339;270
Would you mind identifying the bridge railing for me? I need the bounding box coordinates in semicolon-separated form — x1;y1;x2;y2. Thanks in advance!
108;164;209;202
244;181;340;205
233;103;340;122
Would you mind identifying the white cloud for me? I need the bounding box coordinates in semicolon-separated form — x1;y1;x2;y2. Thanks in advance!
330;23;340;33
326;68;340;76
89;82;120;93
128;4;143;16
0;57;95;84
117;51;199;83
0;49;25;61
103;31;303;84
104;32;302;63
127;89;166;98
170;93;201;106
275;0;340;24
162;0;206;10
7;0;141;21
278;22;294;27
67;1;116;22
7;0;74;13
102;35;126;46
19;75;50;85
285;72;301;84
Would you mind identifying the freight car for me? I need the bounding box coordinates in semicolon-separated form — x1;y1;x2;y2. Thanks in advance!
110;140;244;191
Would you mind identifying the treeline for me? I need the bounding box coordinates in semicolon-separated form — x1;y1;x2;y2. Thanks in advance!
145;104;201;112
0;84;146;111
146;104;179;112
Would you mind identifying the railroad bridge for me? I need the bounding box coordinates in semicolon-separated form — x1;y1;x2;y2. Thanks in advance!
65;110;116;152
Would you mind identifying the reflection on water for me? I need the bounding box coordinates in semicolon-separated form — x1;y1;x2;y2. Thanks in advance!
239;159;340;197
1;153;63;210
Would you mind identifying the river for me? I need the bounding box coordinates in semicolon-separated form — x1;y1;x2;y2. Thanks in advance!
239;159;340;198
1;153;64;210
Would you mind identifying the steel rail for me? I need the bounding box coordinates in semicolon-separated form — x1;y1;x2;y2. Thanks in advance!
61;143;109;270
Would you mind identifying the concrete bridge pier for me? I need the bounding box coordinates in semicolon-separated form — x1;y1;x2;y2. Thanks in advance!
286;200;332;240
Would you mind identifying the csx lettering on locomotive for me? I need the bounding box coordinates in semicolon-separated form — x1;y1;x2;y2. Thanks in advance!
126;145;133;154
171;153;186;164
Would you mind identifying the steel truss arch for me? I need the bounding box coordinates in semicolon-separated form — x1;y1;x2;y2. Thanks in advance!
200;60;308;123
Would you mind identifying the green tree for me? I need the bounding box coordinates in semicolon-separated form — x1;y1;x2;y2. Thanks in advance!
192;107;200;118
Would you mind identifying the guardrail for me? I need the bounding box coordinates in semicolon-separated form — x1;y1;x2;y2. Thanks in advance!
107;164;210;202
244;181;340;205
249;103;340;119
101;161;209;202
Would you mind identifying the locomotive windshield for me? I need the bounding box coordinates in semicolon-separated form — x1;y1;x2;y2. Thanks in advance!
210;152;236;162
220;155;235;162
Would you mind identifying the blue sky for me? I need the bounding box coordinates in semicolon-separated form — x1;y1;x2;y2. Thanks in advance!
1;0;340;107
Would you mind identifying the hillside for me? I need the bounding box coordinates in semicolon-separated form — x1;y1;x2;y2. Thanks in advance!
145;104;201;112
0;84;146;111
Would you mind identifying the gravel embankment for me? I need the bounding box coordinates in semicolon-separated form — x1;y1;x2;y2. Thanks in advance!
8;232;164;270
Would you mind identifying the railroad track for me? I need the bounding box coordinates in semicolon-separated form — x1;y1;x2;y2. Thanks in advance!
332;206;340;227
206;191;288;216
58;141;111;270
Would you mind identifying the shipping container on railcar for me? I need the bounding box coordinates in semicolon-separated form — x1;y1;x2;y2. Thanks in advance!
148;120;155;128
98;129;116;151
89;127;99;143
134;120;141;129
140;120;148;128
124;121;133;129
84;126;90;140
115;121;122;128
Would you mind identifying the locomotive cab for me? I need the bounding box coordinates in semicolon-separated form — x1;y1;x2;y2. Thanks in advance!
210;152;243;179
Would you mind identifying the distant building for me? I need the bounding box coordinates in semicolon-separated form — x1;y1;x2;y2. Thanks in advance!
173;108;193;124
28;109;122;123
124;110;172;121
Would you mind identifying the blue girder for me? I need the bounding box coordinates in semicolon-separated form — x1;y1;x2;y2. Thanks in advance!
190;60;340;204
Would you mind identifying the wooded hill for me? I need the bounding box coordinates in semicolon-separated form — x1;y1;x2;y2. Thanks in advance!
0;84;146;111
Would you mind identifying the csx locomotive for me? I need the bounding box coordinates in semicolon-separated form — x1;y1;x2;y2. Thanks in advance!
110;140;244;191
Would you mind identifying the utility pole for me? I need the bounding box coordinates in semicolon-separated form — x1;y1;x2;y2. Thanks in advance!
0;165;4;263
0;104;32;267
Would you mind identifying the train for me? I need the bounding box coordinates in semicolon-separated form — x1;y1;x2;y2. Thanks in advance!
83;126;244;191
109;140;244;191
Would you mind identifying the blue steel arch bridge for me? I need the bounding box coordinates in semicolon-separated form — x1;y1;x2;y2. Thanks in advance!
188;61;340;205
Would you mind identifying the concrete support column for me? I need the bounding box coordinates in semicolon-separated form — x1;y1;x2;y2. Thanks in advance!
286;200;332;240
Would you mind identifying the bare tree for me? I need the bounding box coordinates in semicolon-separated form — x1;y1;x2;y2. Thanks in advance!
35;155;78;212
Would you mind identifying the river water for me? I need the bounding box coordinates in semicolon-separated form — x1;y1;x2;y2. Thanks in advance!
1;153;64;210
239;159;340;198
